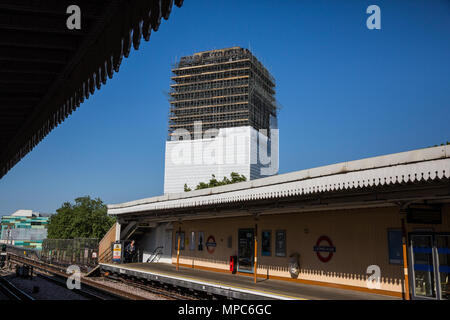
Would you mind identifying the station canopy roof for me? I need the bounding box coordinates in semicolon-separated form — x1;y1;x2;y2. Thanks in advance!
108;145;450;220
0;0;183;179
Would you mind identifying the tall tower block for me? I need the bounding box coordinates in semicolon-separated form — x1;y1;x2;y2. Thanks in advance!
164;47;278;194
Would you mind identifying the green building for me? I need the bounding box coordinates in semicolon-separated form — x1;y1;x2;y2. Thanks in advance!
0;210;49;250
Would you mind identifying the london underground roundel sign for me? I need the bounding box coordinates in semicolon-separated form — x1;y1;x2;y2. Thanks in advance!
313;236;336;263
206;235;216;254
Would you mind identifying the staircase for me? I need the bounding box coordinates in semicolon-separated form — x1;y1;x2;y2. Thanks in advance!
146;246;163;263
98;223;117;263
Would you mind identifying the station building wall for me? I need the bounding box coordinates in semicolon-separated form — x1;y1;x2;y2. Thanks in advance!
170;204;450;296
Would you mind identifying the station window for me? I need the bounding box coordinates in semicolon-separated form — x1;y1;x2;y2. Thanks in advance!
262;230;271;256
197;231;204;251
387;229;403;265
175;231;185;250
275;230;286;257
190;232;195;251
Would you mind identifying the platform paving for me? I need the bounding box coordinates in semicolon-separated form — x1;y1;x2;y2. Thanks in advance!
99;262;400;300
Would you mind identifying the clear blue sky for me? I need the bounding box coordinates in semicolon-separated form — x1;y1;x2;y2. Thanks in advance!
1;0;449;214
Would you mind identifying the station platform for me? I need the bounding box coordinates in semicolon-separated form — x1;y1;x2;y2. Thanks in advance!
99;262;400;300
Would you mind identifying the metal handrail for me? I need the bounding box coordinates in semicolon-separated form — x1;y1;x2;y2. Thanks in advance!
146;246;163;263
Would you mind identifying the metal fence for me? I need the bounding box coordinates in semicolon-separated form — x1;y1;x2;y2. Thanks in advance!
40;238;99;271
3;244;41;260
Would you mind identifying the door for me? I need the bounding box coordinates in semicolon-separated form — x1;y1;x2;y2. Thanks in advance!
436;234;450;300
410;234;437;298
238;229;254;273
410;233;450;300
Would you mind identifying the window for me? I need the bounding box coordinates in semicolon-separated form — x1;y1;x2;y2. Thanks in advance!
190;232;195;251
175;231;185;250
197;231;204;251
387;229;403;264
275;230;286;257
262;230;271;256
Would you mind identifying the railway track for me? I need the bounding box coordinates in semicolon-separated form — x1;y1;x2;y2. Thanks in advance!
102;273;198;300
7;253;197;300
34;271;110;300
0;275;35;301
7;253;145;300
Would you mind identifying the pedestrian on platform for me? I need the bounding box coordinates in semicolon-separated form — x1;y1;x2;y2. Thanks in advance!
125;240;136;263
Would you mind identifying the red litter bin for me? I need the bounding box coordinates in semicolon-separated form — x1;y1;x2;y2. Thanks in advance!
229;255;237;274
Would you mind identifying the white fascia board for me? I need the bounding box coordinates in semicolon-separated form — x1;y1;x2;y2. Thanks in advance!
108;145;450;215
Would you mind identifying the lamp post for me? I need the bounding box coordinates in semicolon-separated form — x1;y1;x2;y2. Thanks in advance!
176;226;181;271
254;222;258;284
401;218;410;300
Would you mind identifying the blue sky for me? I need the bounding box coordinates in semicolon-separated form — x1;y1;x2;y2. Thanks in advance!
1;0;449;214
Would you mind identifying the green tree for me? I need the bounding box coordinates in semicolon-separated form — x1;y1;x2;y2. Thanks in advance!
47;196;115;239
184;172;247;191
431;141;450;147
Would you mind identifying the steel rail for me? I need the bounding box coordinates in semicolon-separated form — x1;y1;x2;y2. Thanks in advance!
0;276;35;300
104;274;198;300
8;253;145;300
9;252;198;300
35;272;108;300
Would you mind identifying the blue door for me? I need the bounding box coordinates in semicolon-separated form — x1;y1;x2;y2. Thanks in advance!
410;233;450;300
410;234;436;298
436;234;450;300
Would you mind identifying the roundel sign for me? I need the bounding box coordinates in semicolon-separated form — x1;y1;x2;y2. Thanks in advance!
206;235;217;254
313;236;336;263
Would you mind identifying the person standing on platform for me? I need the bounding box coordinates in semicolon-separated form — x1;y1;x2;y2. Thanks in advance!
125;240;136;263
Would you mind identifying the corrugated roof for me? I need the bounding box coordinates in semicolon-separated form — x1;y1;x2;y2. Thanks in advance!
108;145;450;215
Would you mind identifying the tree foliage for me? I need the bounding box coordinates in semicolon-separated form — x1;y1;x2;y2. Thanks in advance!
184;172;247;192
431;141;450;147
47;196;115;239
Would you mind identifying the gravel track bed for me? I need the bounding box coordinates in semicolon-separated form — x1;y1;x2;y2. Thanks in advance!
88;277;168;300
0;270;18;300
3;272;88;300
0;287;9;300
